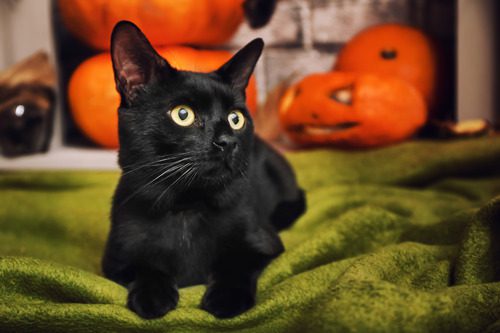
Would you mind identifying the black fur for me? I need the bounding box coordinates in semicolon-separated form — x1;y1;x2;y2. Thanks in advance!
102;21;305;319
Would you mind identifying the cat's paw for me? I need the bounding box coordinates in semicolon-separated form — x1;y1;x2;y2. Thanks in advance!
127;281;179;319
201;285;255;319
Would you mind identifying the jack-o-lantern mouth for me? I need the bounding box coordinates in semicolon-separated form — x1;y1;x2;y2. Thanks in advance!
288;122;360;136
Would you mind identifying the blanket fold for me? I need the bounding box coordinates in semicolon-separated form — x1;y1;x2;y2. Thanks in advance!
1;137;500;332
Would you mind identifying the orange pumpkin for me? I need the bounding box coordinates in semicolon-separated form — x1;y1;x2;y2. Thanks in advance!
334;24;437;107
69;47;258;149
58;0;245;50
279;72;427;148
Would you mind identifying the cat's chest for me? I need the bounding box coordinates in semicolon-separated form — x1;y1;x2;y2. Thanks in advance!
143;209;208;248
162;210;209;250
152;209;218;285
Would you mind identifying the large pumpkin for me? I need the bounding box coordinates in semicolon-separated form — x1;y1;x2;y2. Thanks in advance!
58;0;245;50
279;72;427;148
334;24;437;107
69;47;258;148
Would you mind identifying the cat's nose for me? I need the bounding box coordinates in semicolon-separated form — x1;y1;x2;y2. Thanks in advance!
213;134;237;153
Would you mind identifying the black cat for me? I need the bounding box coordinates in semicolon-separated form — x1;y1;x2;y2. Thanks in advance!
102;21;305;319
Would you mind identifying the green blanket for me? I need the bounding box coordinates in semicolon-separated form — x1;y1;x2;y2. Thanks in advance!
1;138;500;333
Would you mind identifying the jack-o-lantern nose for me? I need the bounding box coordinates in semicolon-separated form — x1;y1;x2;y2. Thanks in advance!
330;86;353;106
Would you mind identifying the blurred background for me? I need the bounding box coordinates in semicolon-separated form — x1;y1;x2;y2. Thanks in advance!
0;0;498;168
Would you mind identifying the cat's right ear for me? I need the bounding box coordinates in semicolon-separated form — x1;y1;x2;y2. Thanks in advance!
110;21;174;104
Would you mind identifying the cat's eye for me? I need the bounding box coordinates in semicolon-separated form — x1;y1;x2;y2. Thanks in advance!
228;110;245;130
170;105;195;127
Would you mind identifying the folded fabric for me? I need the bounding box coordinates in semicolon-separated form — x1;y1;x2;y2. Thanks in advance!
1;137;500;332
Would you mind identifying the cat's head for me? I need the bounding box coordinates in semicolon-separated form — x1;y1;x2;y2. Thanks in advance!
111;21;263;189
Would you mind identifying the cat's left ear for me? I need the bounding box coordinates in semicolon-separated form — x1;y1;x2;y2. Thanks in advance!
111;21;174;104
216;38;264;92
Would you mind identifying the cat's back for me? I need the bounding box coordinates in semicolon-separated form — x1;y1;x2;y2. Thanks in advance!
249;136;305;230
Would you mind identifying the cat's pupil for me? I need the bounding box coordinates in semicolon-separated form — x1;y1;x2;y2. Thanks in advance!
179;108;188;120
230;114;239;125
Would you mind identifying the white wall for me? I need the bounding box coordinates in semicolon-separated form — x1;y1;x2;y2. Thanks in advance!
0;0;53;71
457;0;496;122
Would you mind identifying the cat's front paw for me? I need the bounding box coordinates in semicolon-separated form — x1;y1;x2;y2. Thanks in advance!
201;284;255;319
127;280;179;319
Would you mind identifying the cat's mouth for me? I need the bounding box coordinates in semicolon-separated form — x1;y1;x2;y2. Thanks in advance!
204;156;235;175
288;122;360;136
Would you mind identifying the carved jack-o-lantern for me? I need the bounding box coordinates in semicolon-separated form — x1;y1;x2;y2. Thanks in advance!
279;72;428;148
334;24;437;107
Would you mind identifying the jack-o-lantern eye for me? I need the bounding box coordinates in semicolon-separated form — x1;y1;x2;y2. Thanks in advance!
330;86;353;106
380;49;398;60
228;110;245;130
169;105;195;127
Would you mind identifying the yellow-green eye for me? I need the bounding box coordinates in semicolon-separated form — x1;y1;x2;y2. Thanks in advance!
228;110;245;130
170;105;195;127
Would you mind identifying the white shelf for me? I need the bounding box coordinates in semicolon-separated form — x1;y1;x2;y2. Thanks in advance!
0;147;119;170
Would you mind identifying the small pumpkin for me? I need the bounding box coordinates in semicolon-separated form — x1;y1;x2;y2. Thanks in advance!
279;72;427;148
68;47;258;148
334;24;437;107
58;0;245;50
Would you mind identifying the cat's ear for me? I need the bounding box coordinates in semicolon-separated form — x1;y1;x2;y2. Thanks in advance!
216;38;264;92
111;21;174;104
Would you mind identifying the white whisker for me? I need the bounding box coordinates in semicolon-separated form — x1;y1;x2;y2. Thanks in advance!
119;159;194;206
122;152;196;176
151;164;197;210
